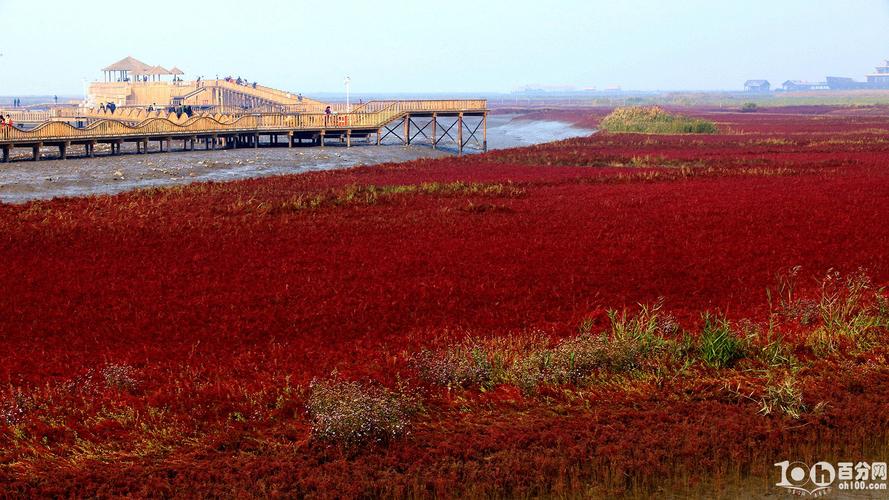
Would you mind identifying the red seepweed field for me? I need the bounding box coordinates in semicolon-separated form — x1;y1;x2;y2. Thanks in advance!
1;106;888;497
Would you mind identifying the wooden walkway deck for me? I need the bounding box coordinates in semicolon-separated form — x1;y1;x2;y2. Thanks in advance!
0;99;487;162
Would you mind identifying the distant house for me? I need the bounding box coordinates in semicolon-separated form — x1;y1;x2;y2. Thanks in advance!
744;80;771;93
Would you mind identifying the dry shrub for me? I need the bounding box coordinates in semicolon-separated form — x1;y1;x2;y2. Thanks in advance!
759;375;808;420
307;376;418;446
513;335;643;392
414;334;548;389
102;363;139;392
0;388;33;426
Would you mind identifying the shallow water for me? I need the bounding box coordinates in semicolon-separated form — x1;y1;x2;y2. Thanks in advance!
0;114;593;203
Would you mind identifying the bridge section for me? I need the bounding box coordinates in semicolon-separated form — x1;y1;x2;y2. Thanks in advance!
0;100;488;162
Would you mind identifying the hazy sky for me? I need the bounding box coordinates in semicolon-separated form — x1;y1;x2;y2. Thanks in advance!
1;0;889;95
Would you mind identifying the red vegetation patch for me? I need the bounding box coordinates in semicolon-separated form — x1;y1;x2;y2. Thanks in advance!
1;107;888;497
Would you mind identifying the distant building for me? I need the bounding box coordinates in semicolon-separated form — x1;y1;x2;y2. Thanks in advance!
744;80;771;93
865;60;889;88
825;76;869;90
782;80;829;92
781;58;889;92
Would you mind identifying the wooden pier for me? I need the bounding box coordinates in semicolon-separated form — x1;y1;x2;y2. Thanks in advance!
0;100;488;162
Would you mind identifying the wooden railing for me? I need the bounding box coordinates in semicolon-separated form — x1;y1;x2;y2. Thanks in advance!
198;79;319;106
0;110;55;123
0;100;487;143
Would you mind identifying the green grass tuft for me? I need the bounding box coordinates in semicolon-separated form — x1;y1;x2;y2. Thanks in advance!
698;314;747;368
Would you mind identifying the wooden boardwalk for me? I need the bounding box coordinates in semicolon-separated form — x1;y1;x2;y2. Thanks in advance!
0;99;487;162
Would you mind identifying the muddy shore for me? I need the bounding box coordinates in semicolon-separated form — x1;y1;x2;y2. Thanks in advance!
0;114;593;203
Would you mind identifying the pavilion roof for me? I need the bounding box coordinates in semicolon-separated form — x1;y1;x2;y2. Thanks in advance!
146;65;172;75
170;66;185;75
102;56;152;72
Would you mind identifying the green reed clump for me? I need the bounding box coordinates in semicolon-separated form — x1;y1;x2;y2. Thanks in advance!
769;267;888;355
600;106;717;134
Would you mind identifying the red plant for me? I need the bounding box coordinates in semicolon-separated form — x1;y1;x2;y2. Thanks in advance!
1;105;888;497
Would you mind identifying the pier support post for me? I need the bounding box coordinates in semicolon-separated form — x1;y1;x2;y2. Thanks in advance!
254;133;260;148
212;135;218;150
376;129;381;145
32;143;42;161
431;114;437;149
346;130;351;148
403;114;410;145
1;146;9;163
457;113;464;156
142;138;148;153
60;142;69;160
87;141;96;158
288;131;293;148
483;112;488;152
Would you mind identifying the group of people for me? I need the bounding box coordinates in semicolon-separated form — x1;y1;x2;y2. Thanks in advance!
10;98;21;107
223;76;258;89
0;114;14;128
97;102;117;114
146;103;195;118
164;105;194;118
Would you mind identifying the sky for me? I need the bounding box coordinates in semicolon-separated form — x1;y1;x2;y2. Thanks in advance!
1;0;889;96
